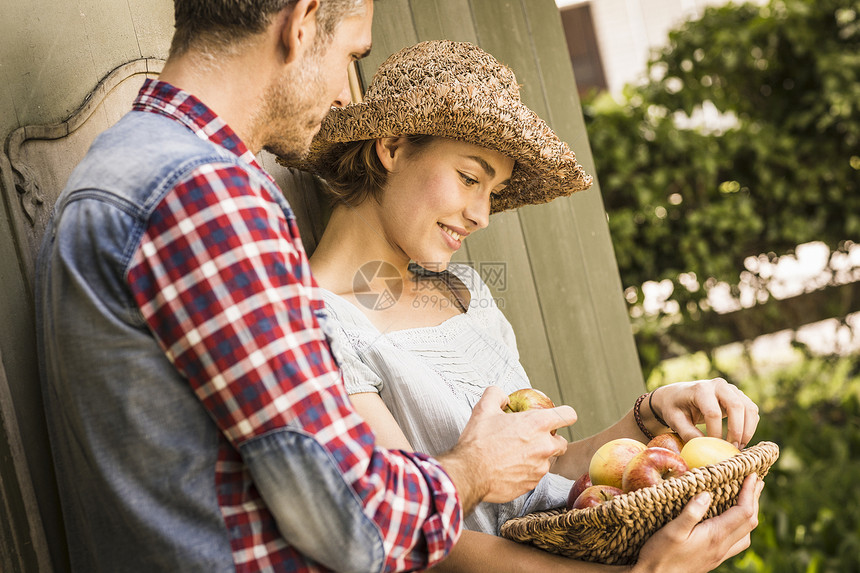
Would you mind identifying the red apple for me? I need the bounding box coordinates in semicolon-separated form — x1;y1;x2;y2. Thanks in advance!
503;388;557;435
589;438;647;490
565;472;593;510
570;485;624;510
647;432;685;455
680;436;741;468
621;447;689;492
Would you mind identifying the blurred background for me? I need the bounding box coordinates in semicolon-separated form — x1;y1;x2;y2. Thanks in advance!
556;0;860;570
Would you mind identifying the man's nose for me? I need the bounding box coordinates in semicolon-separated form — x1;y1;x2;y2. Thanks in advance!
332;81;352;108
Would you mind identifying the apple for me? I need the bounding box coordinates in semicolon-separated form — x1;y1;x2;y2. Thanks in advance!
503;388;557;435
565;472;593;510
680;436;741;468
504;388;555;412
647;432;685;455
570;484;624;510
589;438;647;490
621;447;689;492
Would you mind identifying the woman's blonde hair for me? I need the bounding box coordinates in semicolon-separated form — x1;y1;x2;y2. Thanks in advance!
322;134;434;208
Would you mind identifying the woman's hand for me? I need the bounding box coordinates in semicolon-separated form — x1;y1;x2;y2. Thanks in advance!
634;473;764;573
648;379;759;449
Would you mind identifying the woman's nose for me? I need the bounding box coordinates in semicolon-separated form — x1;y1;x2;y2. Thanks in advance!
464;194;491;230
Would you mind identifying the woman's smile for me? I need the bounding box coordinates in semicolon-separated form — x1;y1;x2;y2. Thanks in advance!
437;222;468;250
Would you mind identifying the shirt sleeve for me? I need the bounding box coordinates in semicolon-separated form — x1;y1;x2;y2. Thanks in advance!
126;162;461;571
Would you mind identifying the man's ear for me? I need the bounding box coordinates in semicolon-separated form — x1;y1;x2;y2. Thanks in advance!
280;0;320;64
375;137;406;171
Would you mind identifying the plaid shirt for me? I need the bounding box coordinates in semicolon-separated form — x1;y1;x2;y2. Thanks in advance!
126;79;462;572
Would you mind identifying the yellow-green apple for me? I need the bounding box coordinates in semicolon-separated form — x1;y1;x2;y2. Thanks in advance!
647;432;685;455
621;447;689;492
504;388;555;412
570;484;624;510
589;438;647;489
565;472;593;510
680;436;741;468
504;388;557;434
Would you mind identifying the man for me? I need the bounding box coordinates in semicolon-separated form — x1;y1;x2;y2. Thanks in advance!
35;1;575;571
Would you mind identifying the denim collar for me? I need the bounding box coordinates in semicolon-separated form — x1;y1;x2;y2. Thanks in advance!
133;78;260;170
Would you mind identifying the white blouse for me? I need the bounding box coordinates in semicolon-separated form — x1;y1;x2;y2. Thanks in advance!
318;263;572;534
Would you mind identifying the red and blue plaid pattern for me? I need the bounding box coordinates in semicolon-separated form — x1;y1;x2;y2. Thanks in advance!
126;79;462;572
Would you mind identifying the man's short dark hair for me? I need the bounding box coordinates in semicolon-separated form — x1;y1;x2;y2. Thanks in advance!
169;0;366;58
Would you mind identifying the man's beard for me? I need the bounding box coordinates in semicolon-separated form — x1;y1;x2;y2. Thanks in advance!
254;52;327;161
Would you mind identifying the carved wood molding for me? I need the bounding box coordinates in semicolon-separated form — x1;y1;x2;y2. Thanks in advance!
0;57;164;290
7;57;164;224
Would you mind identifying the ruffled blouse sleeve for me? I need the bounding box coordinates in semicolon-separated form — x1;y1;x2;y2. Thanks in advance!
317;295;385;395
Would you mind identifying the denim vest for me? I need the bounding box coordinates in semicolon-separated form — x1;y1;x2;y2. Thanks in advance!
35;111;384;572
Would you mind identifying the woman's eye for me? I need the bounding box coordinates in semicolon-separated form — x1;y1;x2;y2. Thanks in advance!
459;172;478;186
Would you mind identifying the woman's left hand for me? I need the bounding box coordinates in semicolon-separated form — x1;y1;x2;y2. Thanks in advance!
649;379;759;449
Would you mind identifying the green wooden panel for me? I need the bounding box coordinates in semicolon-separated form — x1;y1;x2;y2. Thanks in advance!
408;0;479;42
520;0;645;420
360;0;419;81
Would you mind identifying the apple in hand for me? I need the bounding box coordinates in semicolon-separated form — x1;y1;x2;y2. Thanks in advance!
647;432;685;455
503;388;557;435
589;438;647;490
570;484;624;510
680;436;741;468
565;472;593;510
621;447;689;492
504;388;555;412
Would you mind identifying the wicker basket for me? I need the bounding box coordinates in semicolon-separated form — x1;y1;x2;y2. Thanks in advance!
499;441;779;565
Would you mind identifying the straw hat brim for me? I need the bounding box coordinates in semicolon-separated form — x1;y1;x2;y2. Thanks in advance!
291;81;593;214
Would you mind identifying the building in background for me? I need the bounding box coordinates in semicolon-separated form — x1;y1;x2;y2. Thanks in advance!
557;0;765;97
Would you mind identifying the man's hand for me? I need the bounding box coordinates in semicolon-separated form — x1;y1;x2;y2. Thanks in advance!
438;386;576;512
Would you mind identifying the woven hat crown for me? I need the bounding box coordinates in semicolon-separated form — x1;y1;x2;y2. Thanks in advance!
365;41;521;105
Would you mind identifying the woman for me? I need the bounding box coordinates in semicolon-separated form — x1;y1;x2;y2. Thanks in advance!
291;40;762;571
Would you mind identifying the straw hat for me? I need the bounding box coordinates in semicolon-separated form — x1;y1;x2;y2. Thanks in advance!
289;40;593;213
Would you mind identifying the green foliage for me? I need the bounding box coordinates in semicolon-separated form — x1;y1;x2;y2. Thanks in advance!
712;354;860;572
582;0;860;376
583;3;860;566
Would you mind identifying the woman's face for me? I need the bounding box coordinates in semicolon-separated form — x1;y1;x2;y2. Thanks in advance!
375;136;514;270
